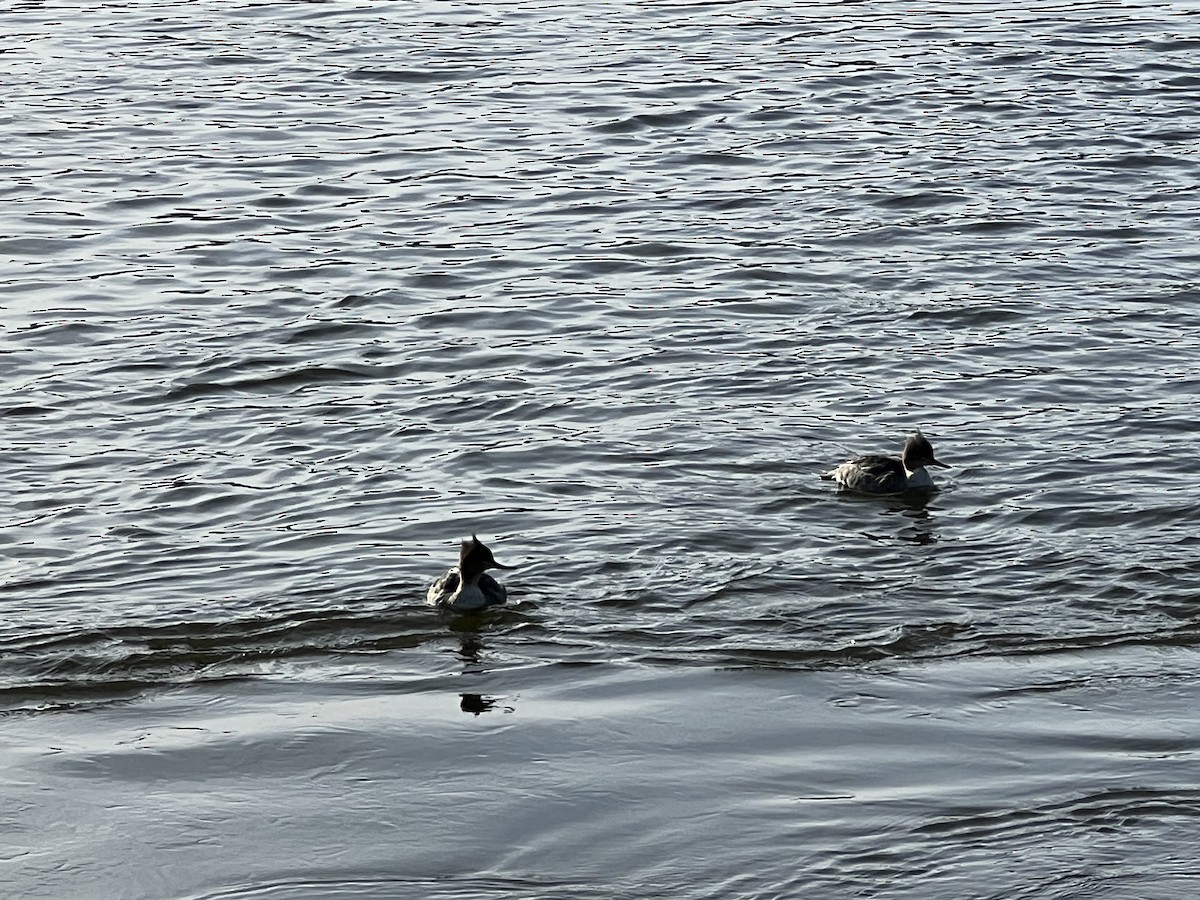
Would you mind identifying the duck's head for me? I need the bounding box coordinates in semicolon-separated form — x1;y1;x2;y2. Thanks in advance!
901;431;949;471
458;534;515;581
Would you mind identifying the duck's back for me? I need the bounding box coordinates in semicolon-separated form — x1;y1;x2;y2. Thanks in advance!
825;454;908;494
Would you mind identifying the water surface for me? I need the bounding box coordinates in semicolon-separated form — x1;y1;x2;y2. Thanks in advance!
3;1;1200;897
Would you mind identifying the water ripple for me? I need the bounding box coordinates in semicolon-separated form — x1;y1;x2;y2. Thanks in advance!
4;1;1200;896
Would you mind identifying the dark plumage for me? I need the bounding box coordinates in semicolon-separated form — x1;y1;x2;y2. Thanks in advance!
426;535;515;611
822;432;949;494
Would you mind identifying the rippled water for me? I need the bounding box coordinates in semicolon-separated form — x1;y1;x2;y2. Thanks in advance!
4;1;1200;897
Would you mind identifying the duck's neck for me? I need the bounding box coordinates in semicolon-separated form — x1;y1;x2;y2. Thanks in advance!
905;466;935;489
451;572;488;610
457;565;485;586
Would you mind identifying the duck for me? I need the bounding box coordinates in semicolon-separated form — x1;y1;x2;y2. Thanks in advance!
426;535;515;612
822;431;949;494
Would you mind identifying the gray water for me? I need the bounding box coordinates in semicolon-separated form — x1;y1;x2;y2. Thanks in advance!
3;1;1200;897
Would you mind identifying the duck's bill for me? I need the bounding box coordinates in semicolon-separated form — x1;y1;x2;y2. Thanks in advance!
928;459;950;468
492;562;517;569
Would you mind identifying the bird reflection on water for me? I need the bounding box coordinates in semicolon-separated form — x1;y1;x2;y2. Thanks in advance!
851;498;941;546
459;693;496;715
459;693;514;716
455;633;486;665
450;629;516;716
898;511;938;546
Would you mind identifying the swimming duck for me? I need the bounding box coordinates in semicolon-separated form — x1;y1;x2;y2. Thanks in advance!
426;535;515;611
822;432;949;494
